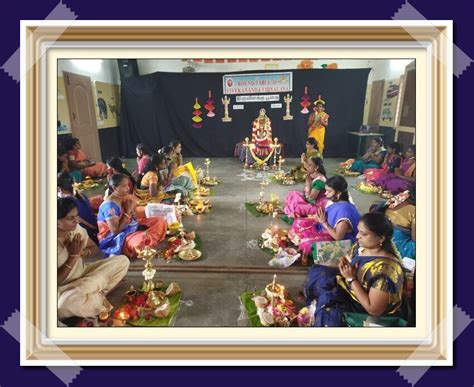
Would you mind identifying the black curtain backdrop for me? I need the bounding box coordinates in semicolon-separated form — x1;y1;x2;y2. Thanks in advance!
120;68;370;158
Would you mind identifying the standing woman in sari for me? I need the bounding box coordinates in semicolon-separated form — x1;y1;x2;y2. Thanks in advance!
66;138;108;178
289;175;360;255
97;174;167;258
349;137;386;174
290;138;322;182
57;197;130;320
376;145;416;194
307;96;329;156
284;157;328;222
304;212;405;326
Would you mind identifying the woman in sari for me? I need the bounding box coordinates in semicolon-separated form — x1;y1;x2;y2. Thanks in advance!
58;143;83;182
66;138;108;178
97;174;167;258
289;175;360;255
57;197;130;320
363;142;402;183
375;145;416;194
349;137;386;174
168;140;198;188
307;96;329;155
372;189;416;259
135;143;150;177
284;157;328;222
290;138;322;182
106;157;136;195
58;172;99;245
304;212;405;326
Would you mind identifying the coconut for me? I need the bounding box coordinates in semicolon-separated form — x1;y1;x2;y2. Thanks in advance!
165;282;182;296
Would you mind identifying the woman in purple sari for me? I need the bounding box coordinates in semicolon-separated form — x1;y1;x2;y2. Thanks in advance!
375;145;415;194
289;175;360;255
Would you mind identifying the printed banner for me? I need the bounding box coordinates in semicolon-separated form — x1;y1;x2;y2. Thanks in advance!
223;72;292;95
236;95;280;103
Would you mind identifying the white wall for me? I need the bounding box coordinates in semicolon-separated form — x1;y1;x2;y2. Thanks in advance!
58;59;121;84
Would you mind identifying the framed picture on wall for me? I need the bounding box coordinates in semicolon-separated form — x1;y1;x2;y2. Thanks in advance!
21;21;452;366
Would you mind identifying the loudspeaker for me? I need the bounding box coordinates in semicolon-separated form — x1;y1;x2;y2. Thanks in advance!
117;59;139;80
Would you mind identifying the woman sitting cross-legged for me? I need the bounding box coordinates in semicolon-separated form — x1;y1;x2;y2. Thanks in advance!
97;173;167;258
289;175;360;256
57;197;130;321
304;212;405;326
66;137;108;179
371;188;416;259
375;145;416;195
363;142;403;184
57;172;99;245
106;157;136;197
142;153;193;199
284;157;328;223
349;137;387;174
289;137;322;182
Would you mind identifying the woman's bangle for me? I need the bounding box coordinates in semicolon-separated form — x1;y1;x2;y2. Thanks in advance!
69;254;80;258
123;212;131;218
63;263;73;270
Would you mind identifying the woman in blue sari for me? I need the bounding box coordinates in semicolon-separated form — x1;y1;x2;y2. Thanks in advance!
304;212;405;326
349;137;387;174
289;175;360;255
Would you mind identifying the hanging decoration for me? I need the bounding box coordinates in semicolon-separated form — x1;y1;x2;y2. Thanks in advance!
300;86;311;114
192;97;203;128
221;95;232;122
283;94;293;120
204;90;215;118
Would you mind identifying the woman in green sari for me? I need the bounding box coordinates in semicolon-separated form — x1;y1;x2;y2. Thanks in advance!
290;138;322;182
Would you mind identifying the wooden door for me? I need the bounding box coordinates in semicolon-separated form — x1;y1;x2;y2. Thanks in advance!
368;79;385;128
63;71;103;162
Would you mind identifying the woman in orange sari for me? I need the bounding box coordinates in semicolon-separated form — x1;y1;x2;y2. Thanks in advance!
66;138;108;178
97;174;167;258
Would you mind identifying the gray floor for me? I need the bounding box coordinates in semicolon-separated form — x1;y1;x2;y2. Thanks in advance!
86;157;378;326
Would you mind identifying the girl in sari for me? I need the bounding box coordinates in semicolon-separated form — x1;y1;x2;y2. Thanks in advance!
284;157;328;222
158;146;195;196
168;140;198;188
289;175;360;255
290;138;322;182
307;96;329;155
57;197;130;320
135;143;150;177
304;212;405;326
58;172;99;245
363;142;402;183
375;145;415;194
66;138;108;178
349;137;386;174
97;174;167;258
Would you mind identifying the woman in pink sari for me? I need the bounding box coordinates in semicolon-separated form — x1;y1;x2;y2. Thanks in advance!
284;157;328;223
66;138;107;178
